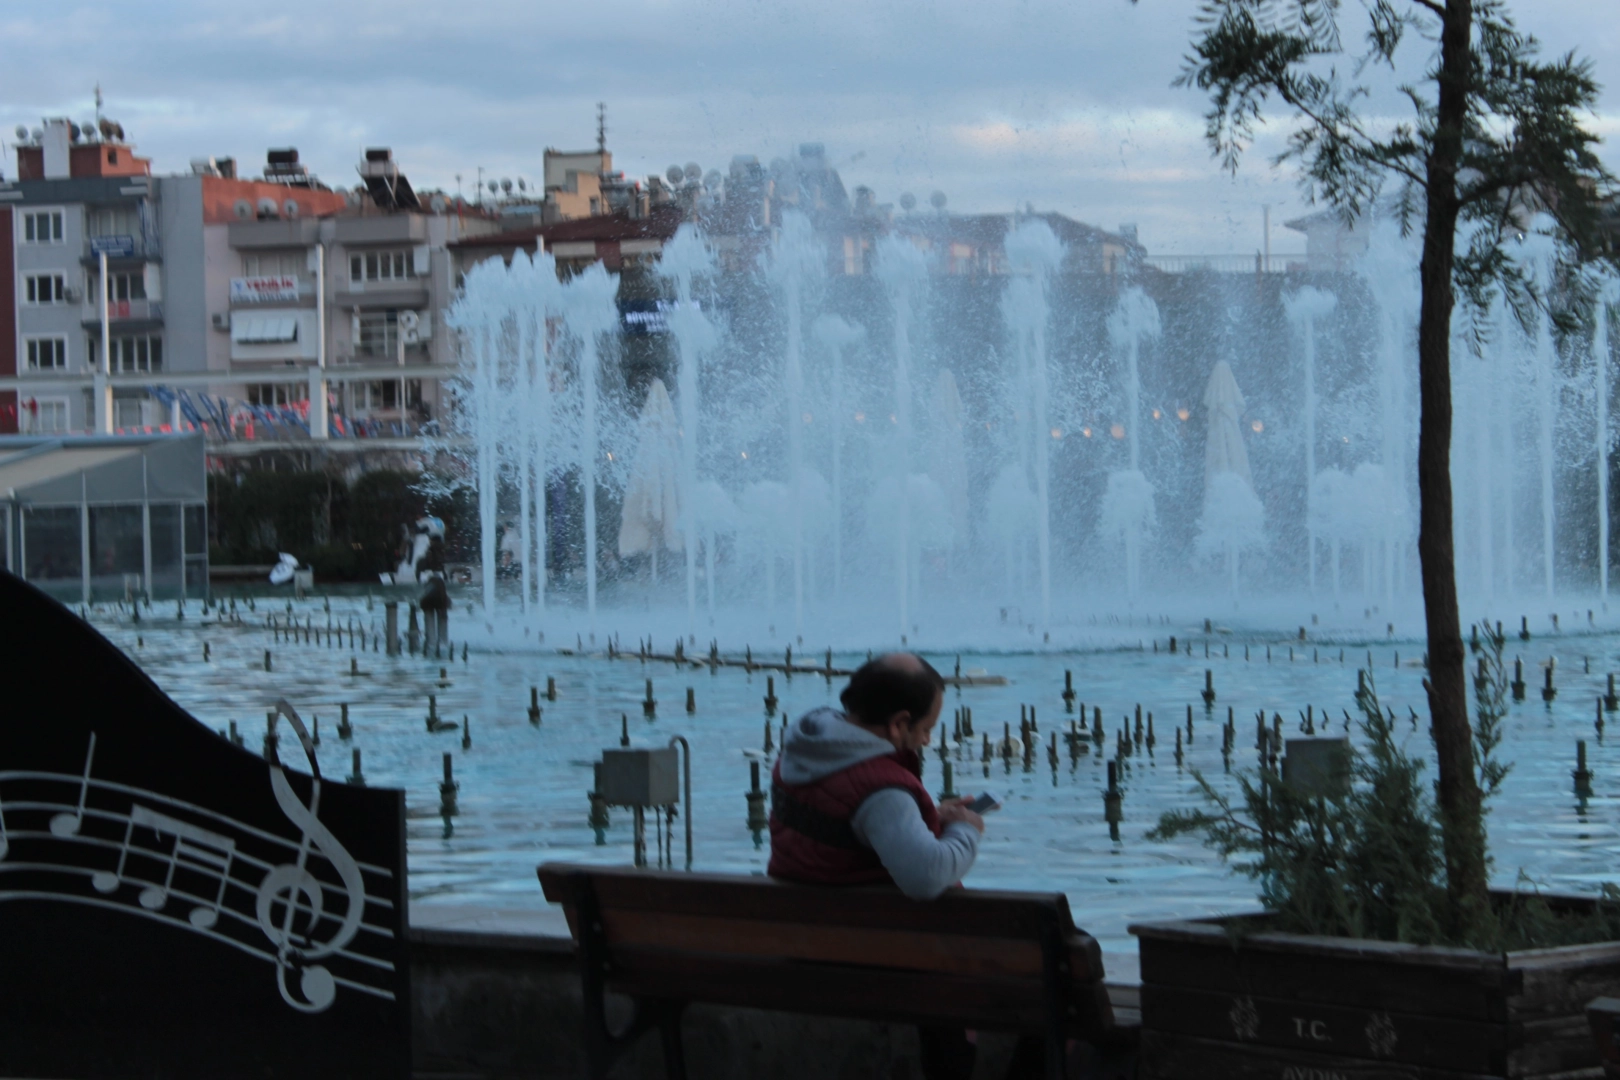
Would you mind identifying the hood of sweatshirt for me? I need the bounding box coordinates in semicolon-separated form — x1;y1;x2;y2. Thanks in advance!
776;706;897;785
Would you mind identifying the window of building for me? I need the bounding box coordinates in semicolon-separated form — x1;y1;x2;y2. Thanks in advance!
246;383;308;407
24;275;67;304
25;338;68;371
349;250;410;283
96;271;147;302
243;251;305;277
87;206;139;237
356;309;411;357
22;211;64;244
109;335;162;373
26;398;70;434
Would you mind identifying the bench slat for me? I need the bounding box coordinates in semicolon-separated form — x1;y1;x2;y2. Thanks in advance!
598;908;1097;980
540;863;1083;941
604;946;1116;1036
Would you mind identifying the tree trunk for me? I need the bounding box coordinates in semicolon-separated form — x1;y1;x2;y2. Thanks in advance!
1418;0;1494;943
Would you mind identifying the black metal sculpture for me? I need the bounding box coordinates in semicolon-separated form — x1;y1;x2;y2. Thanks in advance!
0;571;409;1078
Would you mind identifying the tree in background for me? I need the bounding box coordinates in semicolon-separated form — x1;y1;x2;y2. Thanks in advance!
1163;0;1612;942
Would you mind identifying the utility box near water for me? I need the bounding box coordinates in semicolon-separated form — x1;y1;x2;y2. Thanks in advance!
1282;737;1351;798
598;747;680;807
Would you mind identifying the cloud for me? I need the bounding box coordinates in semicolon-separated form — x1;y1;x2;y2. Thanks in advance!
2;0;1615;255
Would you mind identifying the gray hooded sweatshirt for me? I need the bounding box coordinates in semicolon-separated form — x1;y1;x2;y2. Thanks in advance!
775;706;980;900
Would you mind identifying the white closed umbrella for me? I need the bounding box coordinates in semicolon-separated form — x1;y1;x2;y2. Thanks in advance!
617;379;684;581
1203;360;1253;492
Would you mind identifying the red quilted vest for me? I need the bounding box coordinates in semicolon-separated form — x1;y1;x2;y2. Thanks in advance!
767;747;942;887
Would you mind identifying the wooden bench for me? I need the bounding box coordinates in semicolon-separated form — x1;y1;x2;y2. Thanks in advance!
538;862;1137;1079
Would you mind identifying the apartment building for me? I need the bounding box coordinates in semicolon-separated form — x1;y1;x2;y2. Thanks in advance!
0;121;345;435
4;129;498;442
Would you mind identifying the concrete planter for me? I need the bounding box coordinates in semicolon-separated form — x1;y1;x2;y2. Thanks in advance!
1132;902;1620;1079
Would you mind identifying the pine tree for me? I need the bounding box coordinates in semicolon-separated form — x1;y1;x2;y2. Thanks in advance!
1160;0;1612;943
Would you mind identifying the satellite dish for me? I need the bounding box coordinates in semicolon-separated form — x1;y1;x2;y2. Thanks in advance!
256;196;280;218
930;191;947;210
13;126;26;141
899;192;917;212
30;129;43;143
666;165;683;184
399;310;421;331
487;180;498;193
683;162;702;182
500;178;512;193
282;199;300;219
233;199;253;220
516;178;526;192
703;170;722;189
429;194;448;214
68;122;81;141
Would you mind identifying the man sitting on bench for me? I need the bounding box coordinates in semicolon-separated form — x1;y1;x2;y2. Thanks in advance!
768;652;983;897
770;652;1006;1077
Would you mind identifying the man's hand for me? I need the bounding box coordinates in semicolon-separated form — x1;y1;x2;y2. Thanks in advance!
938;798;985;833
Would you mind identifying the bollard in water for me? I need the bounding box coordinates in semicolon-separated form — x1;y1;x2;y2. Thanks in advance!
1186;704;1194;742
1543;660;1558;704
338;702;353;740
348;748;365;786
203;642;211;663
546;675;557;701
1599;697;1607;739
686;687;696;714
440;753;459;814
1202;669;1216;708
1174;728;1183;766
764;676;779;717
1607;674;1618;713
643;679;657;718
941;759;957;800
264;650;272;672
1512;657;1527;701
462;717;471;750
229;720;243;747
1520;616;1531;641
312;716;322;747
1133;705;1143;747
385;602;400;656
620;714;631;748
764;719;775;755
1063;670;1076;711
1145;714;1156;753
1104;761;1123;840
263;711;279;761
746;761;769;836
529;687;542;725
1575;740;1594;798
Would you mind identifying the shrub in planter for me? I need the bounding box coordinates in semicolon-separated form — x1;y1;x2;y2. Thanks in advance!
1135;628;1620;1079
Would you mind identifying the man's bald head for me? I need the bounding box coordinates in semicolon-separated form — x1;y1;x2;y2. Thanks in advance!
841;652;945;730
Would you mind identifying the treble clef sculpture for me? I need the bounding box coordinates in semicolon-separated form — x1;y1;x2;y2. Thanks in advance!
255;698;366;1013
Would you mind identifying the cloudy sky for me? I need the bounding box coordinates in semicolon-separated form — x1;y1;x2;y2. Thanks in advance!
4;0;1617;254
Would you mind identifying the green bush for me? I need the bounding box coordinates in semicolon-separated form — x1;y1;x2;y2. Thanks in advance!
1150;625;1620;950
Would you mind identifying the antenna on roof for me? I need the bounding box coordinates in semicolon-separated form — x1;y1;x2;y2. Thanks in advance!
596;102;607;155
94;82;103;125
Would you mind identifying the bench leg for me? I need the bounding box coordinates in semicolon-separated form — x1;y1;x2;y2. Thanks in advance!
657;1002;688;1080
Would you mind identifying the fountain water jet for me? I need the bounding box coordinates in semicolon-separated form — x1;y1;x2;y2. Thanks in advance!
874;236;929;637
659;225;718;632
1105;286;1162;598
1284;287;1338;595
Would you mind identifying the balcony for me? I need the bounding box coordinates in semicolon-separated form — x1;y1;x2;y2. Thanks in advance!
81;298;164;331
80;234;162;267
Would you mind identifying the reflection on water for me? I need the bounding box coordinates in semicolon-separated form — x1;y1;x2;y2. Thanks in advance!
96;598;1620;956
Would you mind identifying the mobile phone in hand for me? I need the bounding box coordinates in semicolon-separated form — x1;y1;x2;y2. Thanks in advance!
965;791;1002;814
